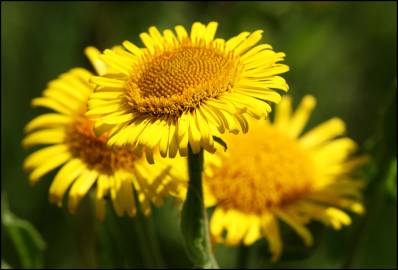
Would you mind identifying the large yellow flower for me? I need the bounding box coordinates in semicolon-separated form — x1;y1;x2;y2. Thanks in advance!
86;21;289;160
23;48;182;220
200;95;368;261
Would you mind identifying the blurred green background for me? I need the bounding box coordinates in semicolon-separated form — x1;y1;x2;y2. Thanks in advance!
1;1;396;268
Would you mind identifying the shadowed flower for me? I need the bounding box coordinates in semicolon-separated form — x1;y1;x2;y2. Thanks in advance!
198;95;368;261
22;47;183;220
86;21;289;161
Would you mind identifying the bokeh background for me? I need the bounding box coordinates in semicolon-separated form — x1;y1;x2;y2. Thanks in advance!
1;1;396;268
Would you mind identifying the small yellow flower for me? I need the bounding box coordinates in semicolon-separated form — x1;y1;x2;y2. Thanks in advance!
22;47;182;220
199;95;368;261
86;21;289;161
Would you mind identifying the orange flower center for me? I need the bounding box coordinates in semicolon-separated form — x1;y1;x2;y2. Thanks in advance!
65;116;140;174
126;41;241;117
206;122;316;214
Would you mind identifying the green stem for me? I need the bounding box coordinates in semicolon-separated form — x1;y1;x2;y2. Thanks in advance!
136;211;165;267
181;147;219;269
133;213;155;267
237;244;249;268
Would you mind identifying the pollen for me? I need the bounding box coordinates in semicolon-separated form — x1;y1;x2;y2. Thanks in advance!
206;123;316;214
65;116;139;174
126;42;241;116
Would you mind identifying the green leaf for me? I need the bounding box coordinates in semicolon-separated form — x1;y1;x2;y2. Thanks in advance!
385;158;397;200
1;193;46;268
1;259;12;269
180;147;219;269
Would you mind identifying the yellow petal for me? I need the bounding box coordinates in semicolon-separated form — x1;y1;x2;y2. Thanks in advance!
22;129;65;148
32;97;72;115
139;32;155;54
177;113;189;139
220;93;269;119
29;151;71;184
312;138;357;165
175;25;188;42
225;211;249;245
109;175;124;216
287;95;316;138
43;89;81;111
24;144;68;170
201;104;225;133
159;121;171;158
168;122;179;158
190;22;206;43
195;109;214;151
274;209;313;247
188;112;202;154
261;213;282;262
234;30;263;56
68;169;98;213
243;216;262;245
210;208;226;240
204;21;218;43
241;44;273;61
163;29;177;45
86;102;124;117
244;64;289;78
84;46;108;76
47;80;88;102
148;26;164;49
225;32;250;51
325;207;352;229
122;40;143;57
234;89;282;104
96;174;110;200
243;51;286;70
25;113;70;132
137;121;162;159
95;112;133;125
107;117;149;146
120;176;137;217
90;76;125;88
274;95;292;131
49;158;85;206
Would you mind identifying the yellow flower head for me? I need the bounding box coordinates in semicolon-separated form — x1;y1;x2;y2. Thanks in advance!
201;95;368;261
22;47;183;220
86;21;289;161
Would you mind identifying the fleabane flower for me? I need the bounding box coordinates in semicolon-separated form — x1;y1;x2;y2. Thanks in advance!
86;21;289;161
22;47;183;220
195;95;368;261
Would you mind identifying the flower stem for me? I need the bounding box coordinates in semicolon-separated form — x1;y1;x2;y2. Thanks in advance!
139;212;165;267
237;244;249;268
181;147;219;269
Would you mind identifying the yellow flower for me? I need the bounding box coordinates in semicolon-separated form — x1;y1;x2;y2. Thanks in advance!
86;21;289;161
22;47;182;220
200;95;368;261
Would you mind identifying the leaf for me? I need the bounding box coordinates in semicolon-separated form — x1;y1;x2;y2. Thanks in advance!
1;260;12;269
180;147;219;269
1;193;47;268
385;158;397;200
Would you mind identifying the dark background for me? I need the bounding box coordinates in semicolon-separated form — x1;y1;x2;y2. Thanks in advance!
1;1;396;268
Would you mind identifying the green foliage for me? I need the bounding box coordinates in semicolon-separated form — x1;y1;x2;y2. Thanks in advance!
385;159;397;200
1;193;46;268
